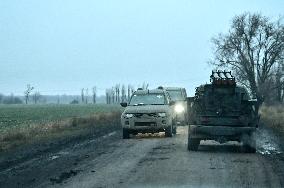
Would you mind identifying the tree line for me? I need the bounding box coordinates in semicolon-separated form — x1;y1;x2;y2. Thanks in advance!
105;83;149;104
0;93;23;104
0;84;43;104
78;87;97;104
105;84;135;104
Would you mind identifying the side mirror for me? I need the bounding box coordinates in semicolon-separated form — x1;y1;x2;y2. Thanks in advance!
169;101;176;106
120;102;128;107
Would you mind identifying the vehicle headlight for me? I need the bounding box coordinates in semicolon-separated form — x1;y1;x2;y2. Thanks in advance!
158;112;166;117
174;104;184;113
125;113;134;118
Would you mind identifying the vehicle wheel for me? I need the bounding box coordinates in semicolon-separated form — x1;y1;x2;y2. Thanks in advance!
172;126;177;134
187;137;200;151
165;126;173;137
242;133;256;153
122;128;130;139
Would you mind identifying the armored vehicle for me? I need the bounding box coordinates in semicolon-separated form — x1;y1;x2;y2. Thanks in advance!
120;88;176;139
164;87;187;126
187;71;258;152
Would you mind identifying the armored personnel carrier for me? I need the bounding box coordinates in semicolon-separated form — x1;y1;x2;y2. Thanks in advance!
187;71;259;152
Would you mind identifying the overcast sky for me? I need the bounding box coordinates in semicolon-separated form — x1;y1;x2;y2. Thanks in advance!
0;0;283;96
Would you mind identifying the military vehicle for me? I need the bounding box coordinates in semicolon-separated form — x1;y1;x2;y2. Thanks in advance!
120;88;176;139
164;87;187;126
187;71;259;152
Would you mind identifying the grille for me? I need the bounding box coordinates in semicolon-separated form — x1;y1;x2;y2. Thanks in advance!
133;113;157;118
135;122;156;126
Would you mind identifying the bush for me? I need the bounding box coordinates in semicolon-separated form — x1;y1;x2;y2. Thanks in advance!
260;104;284;133
70;99;79;104
2;96;23;104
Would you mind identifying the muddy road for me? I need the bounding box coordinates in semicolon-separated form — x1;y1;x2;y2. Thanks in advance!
1;126;284;188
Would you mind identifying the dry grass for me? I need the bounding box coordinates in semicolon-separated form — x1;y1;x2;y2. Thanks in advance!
260;104;284;133
0;111;121;152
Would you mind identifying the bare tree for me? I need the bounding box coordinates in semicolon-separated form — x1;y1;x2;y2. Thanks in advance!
0;93;3;103
24;84;34;104
275;64;284;102
115;84;120;103
142;82;149;90
92;87;97;104
265;64;284;103
85;88;89;104
127;85;131;102
121;84;126;102
57;95;60;104
2;93;23;104
81;88;85;104
112;87;115;104
33;91;41;104
211;13;284;108
115;86;118;103
131;86;135;95
106;89;110;104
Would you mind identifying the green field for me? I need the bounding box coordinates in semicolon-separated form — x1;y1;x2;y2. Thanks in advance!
0;104;122;151
0;104;121;132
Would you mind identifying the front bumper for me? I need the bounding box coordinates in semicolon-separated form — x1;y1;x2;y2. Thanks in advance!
121;115;171;132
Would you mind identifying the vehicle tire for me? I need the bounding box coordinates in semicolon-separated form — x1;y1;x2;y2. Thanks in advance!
187;136;200;151
242;133;256;153
122;128;130;139
165;126;173;137
172;126;177;135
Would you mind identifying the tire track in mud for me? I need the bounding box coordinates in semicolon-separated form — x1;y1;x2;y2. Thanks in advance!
2;126;284;188
0;125;121;188
52;135;164;188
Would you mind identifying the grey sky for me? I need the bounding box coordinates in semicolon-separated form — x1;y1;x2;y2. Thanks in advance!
1;0;283;96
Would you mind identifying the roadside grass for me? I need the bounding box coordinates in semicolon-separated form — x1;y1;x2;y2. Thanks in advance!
260;104;284;134
0;104;122;152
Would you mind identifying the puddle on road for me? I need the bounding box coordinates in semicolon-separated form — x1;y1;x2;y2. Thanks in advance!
49;151;70;161
58;151;70;155
50;156;59;160
256;129;283;155
50;169;82;184
102;131;117;138
258;142;282;155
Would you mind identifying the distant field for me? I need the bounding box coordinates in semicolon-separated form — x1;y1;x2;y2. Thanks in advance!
0;104;122;151
0;104;121;132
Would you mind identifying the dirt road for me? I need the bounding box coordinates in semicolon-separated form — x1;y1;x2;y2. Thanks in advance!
1;126;284;188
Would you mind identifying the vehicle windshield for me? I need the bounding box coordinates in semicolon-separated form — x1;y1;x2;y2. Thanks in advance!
167;90;183;101
129;94;166;105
